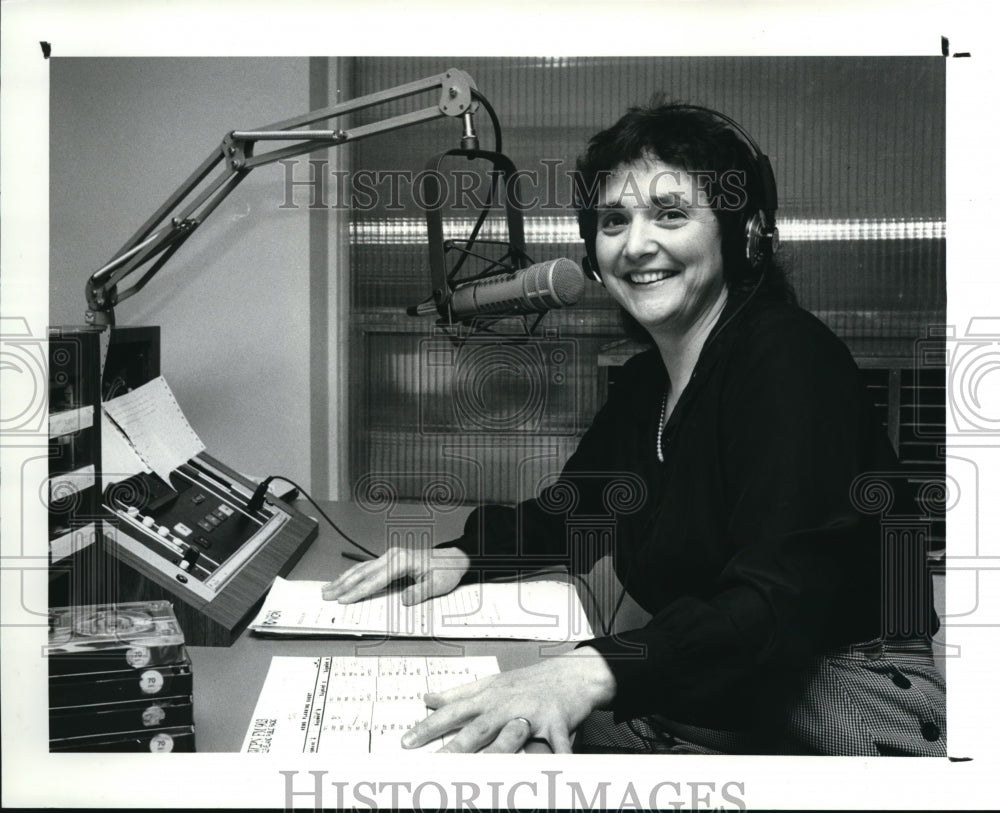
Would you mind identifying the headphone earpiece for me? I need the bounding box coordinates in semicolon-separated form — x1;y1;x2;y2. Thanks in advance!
745;208;779;271
741;147;779;272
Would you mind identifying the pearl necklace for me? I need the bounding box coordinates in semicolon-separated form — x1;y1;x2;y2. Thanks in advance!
656;389;669;463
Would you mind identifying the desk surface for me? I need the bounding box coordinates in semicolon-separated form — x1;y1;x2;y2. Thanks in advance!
184;500;946;752
186;501;598;753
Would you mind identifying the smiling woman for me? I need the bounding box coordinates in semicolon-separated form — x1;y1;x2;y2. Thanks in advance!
324;101;945;756
594;160;728;410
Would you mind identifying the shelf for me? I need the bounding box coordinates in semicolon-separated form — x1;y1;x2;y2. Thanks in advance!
49;523;99;564
49;405;95;438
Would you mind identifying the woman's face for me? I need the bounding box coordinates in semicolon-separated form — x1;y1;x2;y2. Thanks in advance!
595;157;727;340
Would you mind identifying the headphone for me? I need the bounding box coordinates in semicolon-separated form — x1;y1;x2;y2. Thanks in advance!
578;105;779;285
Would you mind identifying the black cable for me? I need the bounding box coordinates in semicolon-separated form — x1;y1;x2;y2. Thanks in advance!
704;264;767;350
411;87;508;315
255;470;629;637
247;474;625;612
492;566;629;639
603;575;632;639
444;89;507;283
248;476;378;559
470;89;502;155
256;474;626;635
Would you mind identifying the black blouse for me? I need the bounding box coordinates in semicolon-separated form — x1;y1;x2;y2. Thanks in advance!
444;295;931;733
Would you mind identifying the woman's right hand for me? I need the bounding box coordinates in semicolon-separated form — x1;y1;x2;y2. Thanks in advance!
320;546;470;606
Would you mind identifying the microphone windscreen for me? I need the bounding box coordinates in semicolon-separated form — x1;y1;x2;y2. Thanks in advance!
536;258;585;307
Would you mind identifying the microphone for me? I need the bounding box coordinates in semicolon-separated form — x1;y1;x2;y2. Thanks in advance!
447;258;586;320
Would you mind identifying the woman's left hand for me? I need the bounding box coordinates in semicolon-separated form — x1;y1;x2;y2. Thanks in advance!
401;646;616;753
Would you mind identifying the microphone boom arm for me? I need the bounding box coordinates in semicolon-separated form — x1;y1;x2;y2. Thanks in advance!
84;68;482;327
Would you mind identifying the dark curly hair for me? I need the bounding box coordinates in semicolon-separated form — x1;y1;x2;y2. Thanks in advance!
574;99;795;342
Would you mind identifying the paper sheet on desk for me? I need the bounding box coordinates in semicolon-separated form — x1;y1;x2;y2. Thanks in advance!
242;655;502;754
249;576;594;641
103;376;206;483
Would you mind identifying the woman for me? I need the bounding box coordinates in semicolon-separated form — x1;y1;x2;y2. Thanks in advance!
323;102;946;755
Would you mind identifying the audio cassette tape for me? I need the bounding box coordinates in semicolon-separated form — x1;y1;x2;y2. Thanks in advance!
46;600;185;674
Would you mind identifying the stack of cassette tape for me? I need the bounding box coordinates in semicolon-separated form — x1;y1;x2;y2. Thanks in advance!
47;600;195;752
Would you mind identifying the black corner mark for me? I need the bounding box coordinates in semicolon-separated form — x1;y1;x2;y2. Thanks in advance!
941;35;971;58
40;41;51;59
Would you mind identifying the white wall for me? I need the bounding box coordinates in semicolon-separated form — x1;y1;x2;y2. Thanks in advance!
50;57;316;490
